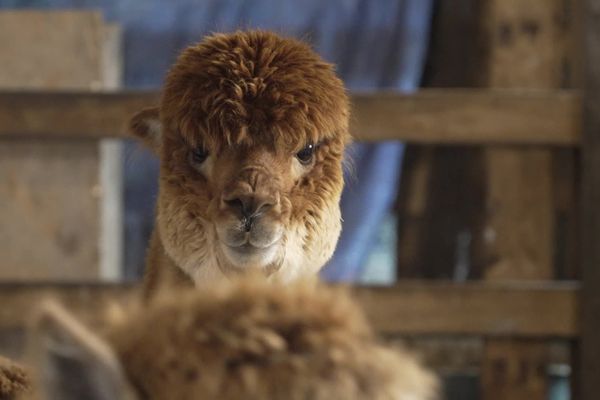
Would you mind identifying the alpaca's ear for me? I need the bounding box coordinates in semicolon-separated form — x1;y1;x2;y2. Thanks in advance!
28;301;138;400
129;106;162;153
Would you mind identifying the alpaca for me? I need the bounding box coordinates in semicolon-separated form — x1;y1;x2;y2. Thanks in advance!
129;30;350;295
19;279;438;400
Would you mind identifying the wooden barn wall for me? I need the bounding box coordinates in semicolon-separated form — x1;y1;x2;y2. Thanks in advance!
0;11;123;281
397;1;581;399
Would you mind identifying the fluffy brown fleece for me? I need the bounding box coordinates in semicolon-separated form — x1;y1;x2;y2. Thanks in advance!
110;282;431;399
111;281;437;399
25;280;438;400
0;356;29;400
129;31;350;295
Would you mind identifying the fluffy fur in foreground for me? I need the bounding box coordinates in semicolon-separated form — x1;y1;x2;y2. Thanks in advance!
129;31;350;295
0;356;29;400
26;280;438;400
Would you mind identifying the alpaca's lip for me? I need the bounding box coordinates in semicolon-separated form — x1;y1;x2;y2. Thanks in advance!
220;230;282;250
221;239;280;268
225;240;276;253
227;243;260;253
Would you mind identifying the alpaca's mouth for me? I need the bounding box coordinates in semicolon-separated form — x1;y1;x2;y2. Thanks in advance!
228;242;269;253
215;220;284;269
221;240;280;268
218;223;283;249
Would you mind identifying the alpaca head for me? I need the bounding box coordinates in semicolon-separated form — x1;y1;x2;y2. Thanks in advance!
130;31;350;283
28;280;438;400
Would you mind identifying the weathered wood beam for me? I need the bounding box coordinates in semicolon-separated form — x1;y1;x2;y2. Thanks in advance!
0;282;579;337
580;0;600;398
355;282;579;337
352;90;581;145
477;1;571;398
0;91;158;139
0;11;125;282
0;283;134;331
0;89;581;145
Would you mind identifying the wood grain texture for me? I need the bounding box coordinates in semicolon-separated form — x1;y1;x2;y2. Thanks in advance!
0;11;105;91
478;1;571;399
0;91;157;139
356;282;578;338
481;339;549;400
0;284;133;331
580;0;600;398
99;22;124;281
351;90;581;144
0;139;101;280
483;148;555;280
0;282;579;337
481;0;566;281
480;1;569;87
0;11;122;281
0;89;581;144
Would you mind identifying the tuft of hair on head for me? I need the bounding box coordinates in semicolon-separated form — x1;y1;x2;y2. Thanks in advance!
153;29;350;153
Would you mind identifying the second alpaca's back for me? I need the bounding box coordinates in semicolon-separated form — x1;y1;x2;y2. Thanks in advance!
28;280;439;400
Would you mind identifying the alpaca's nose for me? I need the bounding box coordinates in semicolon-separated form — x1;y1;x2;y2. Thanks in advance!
224;195;275;231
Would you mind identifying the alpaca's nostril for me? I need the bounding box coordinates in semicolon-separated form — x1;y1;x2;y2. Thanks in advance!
224;195;274;220
253;199;274;216
224;197;252;219
243;216;253;232
224;198;245;216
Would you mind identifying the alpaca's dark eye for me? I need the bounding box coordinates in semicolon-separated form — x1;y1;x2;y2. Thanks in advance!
296;144;315;165
191;146;209;164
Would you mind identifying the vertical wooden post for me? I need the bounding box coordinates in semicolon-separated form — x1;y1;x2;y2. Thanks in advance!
479;1;571;399
482;339;548;400
580;0;600;398
0;11;123;281
480;1;566;281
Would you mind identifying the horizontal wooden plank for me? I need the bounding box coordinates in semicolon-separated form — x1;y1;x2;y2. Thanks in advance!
351;90;581;145
0;89;582;145
0;91;158;139
0;282;579;338
355;281;579;338
0;284;134;334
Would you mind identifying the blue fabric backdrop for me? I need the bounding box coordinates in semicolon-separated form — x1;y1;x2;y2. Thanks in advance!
0;0;433;282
